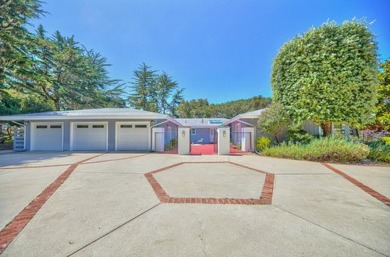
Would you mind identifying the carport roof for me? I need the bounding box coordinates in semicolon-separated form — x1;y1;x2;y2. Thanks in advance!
0;108;170;121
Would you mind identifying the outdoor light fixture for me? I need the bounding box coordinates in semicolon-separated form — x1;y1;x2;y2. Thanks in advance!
223;131;226;137
181;130;185;137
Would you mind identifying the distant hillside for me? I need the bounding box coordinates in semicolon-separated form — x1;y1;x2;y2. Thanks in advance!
177;96;271;118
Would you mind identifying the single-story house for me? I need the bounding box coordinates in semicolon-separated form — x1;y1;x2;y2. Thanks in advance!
0;107;321;152
0;108;180;151
174;118;228;144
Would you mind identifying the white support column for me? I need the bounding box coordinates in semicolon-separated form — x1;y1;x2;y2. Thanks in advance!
217;127;230;155
178;127;190;155
152;127;165;152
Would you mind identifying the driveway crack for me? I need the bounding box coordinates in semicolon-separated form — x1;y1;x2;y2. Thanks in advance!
66;203;161;257
273;205;389;257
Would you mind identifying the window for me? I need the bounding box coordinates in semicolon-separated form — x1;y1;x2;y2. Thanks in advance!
77;125;88;128
191;128;196;135
120;125;132;128
209;120;223;125
36;125;47;129
50;125;62;129
135;125;147;128
92;125;104;128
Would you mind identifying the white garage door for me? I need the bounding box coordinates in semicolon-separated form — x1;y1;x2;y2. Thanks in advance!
116;123;149;151
31;122;63;151
72;123;107;151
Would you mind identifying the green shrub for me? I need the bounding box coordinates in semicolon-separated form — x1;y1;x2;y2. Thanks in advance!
256;137;271;152
262;137;370;163
287;127;314;144
366;141;390;163
164;138;178;151
381;136;390;146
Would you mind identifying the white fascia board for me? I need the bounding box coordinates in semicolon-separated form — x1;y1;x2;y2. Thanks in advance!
223;115;260;126
165;117;182;126
223;116;241;126
0;115;166;121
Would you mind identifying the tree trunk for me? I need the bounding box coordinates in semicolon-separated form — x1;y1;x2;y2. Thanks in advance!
274;132;281;144
321;122;332;137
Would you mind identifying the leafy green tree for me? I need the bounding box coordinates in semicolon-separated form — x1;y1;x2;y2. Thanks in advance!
0;0;43;100
177;96;271;118
28;29;124;110
177;99;210;118
374;59;390;130
0;92;21;115
272;20;378;136
258;103;290;143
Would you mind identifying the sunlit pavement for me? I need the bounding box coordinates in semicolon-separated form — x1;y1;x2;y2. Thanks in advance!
0;152;389;257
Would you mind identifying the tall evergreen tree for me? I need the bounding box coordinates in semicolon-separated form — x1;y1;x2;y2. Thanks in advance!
0;0;43;98
168;88;184;117
128;64;184;114
128;63;157;111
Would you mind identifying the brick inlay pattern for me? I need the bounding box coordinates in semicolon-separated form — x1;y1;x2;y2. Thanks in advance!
0;154;103;254
145;161;275;205
322;163;390;207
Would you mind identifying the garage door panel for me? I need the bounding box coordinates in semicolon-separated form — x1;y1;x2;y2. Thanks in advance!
117;123;149;151
72;124;107;151
31;123;63;151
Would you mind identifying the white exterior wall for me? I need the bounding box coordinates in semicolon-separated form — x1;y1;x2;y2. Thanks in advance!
178;127;190;155
217;127;230;155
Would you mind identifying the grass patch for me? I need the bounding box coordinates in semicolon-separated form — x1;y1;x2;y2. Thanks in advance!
262;137;370;163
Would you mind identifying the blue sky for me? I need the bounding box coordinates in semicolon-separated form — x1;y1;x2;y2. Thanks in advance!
33;0;390;103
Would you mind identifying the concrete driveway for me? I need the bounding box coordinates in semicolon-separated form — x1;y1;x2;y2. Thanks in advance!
0;152;389;257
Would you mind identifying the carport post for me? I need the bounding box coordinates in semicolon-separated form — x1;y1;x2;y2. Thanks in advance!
178;127;190;155
217;127;230;155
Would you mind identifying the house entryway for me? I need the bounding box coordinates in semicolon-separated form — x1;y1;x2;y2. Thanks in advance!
190;128;218;155
230;131;253;154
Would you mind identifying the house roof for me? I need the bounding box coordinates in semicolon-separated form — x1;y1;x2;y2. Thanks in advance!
175;118;228;128
223;108;267;125
0;108;170;121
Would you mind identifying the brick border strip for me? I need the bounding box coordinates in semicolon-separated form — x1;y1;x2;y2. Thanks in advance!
145;161;275;205
322;163;390;207
0;154;104;254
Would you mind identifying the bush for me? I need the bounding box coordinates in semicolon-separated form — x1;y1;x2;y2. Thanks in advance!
366;141;390;163
262;137;370;163
256;137;271;152
287;127;314;144
381;136;390;146
164;138;178;151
